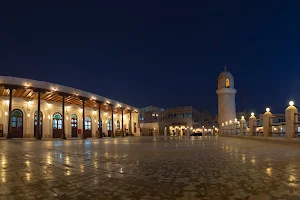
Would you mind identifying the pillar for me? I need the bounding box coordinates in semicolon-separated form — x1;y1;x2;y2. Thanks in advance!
164;127;167;137
240;117;246;136
111;106;114;138
121;109;124;133
186;127;190;137
129;111;132;134
285;101;298;139
98;103;102;138
36;91;42;139
7;88;13;139
62;95;66;139
263;108;272;138
82;100;86;139
249;113;257;137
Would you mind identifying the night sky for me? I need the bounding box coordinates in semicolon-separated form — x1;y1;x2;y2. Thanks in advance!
1;1;299;114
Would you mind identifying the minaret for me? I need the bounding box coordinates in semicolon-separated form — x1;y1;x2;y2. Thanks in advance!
216;66;237;126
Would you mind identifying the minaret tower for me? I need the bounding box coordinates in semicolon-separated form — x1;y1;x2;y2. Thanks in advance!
216;66;237;126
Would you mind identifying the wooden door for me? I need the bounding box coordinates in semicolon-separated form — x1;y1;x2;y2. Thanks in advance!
34;111;43;137
71;114;78;137
53;113;62;138
85;116;92;137
11;109;23;138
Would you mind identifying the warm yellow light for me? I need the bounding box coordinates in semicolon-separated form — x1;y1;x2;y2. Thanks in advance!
27;114;30;117
266;108;270;112
222;123;224;126
234;118;237;122
251;112;254;116
4;112;7;116
225;121;228;125
289;101;295;106
229;120;232;124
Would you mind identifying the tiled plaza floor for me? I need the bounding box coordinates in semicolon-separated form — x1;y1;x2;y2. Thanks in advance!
0;136;299;200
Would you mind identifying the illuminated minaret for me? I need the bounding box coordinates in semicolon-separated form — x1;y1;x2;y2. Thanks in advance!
216;66;237;126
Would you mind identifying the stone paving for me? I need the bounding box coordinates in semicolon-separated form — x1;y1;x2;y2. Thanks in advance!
0;136;299;200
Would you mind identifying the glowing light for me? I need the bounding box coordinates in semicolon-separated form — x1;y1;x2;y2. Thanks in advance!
266;108;270;112
251;112;254;116
234;118;237;122
229;120;232;124
27;114;30;117
222;123;224;126
241;116;245;120
91;96;96;100
4;112;7;116
52;87;57;91
289;101;295;106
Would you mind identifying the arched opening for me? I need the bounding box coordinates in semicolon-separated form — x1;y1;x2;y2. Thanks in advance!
107;119;112;137
11;109;23;138
34;111;43;137
85;116;92;137
71;114;78;137
53;113;62;138
225;78;230;88
117;120;120;130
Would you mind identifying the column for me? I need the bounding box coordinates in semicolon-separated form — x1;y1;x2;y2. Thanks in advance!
111;105;114;138
129;111;132;134
82;100;86;139
121;108;124;134
7;88;13;139
240;117;246;136
36;91;42;139
249;113;257;137
285;101;298;139
98;103;102;138
61;95;67;139
263;108;272;138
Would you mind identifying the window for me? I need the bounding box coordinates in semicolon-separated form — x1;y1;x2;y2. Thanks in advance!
71;114;77;128
34;111;43;125
85;116;92;130
117;120;120;129
107;119;112;130
53;113;62;129
226;78;230;88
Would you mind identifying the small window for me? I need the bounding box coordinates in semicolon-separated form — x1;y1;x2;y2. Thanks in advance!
226;78;230;88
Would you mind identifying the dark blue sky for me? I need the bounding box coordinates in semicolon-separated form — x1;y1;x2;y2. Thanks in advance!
0;0;299;114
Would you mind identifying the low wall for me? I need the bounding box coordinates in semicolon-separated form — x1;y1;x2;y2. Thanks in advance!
219;135;300;143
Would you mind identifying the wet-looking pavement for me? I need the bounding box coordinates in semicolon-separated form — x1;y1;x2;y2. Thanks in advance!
0;136;299;200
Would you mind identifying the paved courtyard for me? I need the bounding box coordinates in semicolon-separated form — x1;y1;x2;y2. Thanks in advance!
0;136;299;200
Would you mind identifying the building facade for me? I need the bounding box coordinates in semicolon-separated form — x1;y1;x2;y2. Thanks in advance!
140;105;164;136
0;76;140;139
158;106;216;136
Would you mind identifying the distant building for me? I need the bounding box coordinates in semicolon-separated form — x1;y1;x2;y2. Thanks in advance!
159;106;217;136
140;105;164;136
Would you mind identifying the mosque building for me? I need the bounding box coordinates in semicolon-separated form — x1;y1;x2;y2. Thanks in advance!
0;76;140;139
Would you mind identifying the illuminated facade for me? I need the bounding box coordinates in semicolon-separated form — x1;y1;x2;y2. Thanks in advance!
0;76;140;138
